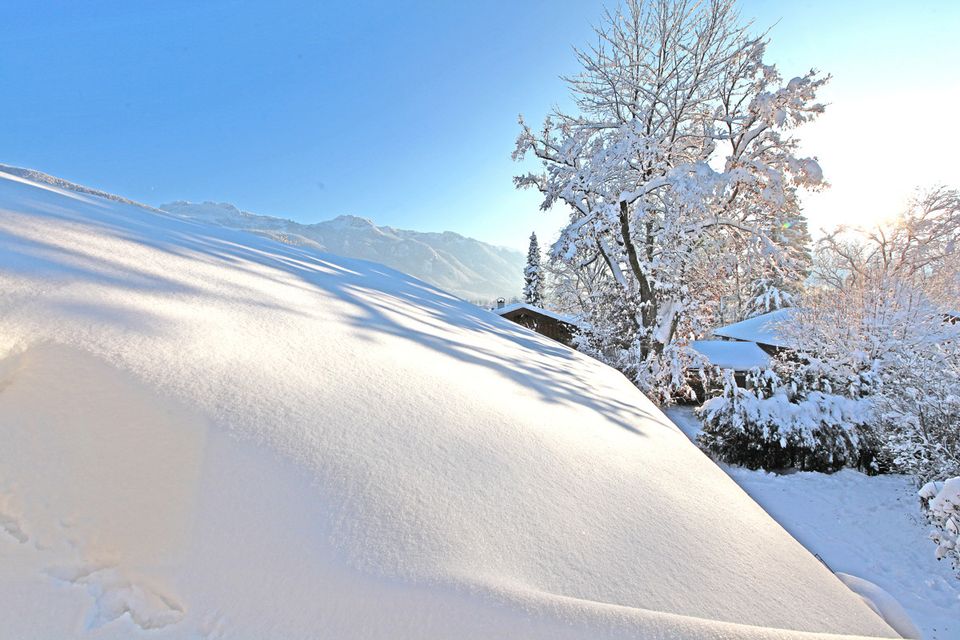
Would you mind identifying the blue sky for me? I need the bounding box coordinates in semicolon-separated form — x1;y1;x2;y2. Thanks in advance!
1;1;957;250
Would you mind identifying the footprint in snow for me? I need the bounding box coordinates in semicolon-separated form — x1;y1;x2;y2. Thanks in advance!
196;610;229;639
0;511;28;543
46;563;185;631
0;494;28;544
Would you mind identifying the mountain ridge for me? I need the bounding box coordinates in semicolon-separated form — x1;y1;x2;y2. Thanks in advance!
159;200;525;302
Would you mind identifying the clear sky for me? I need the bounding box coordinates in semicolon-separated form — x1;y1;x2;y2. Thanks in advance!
1;1;957;250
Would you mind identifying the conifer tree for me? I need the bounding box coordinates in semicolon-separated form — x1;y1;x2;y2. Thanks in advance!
523;232;545;306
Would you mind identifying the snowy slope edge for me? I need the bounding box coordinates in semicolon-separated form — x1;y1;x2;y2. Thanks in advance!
0;169;898;639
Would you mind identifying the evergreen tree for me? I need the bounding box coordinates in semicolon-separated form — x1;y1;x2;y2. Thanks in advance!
744;276;796;318
523;232;545;306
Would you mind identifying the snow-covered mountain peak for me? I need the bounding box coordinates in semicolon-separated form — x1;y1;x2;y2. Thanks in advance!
164;200;244;217
159;200;525;302
327;213;378;228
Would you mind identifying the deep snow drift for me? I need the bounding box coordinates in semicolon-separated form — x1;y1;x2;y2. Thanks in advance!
0;170;898;638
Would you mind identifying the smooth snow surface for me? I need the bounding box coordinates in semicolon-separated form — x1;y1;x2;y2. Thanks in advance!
713;309;797;348
668;406;960;640
690;340;771;370
0;170;898;639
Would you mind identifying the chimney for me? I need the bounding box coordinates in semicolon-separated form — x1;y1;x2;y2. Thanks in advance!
496;297;505;309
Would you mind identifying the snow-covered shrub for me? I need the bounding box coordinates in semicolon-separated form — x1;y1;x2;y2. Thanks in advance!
877;345;960;483
697;368;879;472
919;478;960;573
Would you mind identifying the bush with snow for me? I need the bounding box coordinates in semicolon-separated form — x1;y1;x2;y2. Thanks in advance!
697;368;879;472
875;344;960;484
919;478;960;574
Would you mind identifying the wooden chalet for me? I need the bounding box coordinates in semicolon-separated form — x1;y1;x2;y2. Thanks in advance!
492;300;578;346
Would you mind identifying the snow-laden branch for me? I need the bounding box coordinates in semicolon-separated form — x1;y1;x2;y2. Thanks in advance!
513;0;828;401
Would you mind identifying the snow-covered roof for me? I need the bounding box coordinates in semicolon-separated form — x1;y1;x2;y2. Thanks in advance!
0;171;898;639
690;340;771;371
492;302;578;326
713;308;797;349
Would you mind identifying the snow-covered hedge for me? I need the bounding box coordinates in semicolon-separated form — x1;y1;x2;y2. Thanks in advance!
697;370;879;472
919;478;960;574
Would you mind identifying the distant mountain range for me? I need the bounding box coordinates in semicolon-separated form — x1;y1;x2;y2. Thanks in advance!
0;164;525;302
159;201;525;302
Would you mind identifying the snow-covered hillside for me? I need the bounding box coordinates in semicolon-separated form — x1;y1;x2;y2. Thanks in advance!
159;200;525;302
0;169;899;639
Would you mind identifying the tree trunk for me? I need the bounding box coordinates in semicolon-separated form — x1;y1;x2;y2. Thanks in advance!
618;200;659;355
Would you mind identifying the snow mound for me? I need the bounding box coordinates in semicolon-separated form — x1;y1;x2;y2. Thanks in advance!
0;169;898;638
835;573;921;640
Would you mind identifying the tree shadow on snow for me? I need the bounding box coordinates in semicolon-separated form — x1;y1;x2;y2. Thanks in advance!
0;187;669;437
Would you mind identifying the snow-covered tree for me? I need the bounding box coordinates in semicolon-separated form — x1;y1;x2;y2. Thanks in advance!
741;216;811;318
744;213;811;318
544;244;606;318
514;0;826;401
799;186;960;482
744;277;795;317
707;213;810;323
523;232;545;306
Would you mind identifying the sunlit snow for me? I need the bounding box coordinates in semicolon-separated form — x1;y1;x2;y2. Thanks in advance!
0;171;899;638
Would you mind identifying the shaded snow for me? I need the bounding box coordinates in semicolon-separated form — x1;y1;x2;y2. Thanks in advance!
666;406;960;640
0;170;899;639
666;405;705;440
